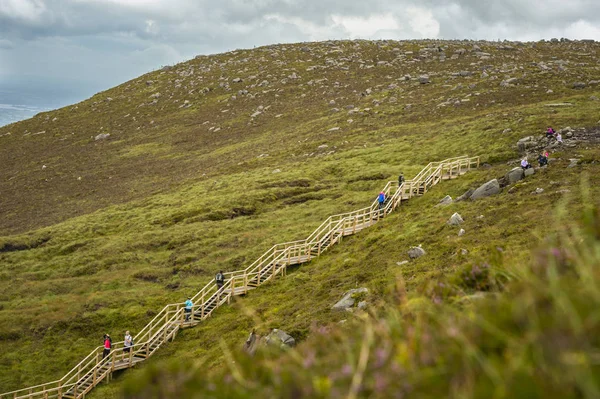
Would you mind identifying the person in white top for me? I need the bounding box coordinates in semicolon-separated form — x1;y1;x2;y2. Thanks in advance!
124;331;133;353
521;158;531;169
556;132;563;144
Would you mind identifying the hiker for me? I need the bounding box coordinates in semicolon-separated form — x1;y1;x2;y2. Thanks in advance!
184;297;193;322
546;127;555;138
538;152;548;167
556;132;563;144
123;331;133;353
521;158;531;170
377;191;386;210
102;334;112;359
215;270;225;290
398;173;405;186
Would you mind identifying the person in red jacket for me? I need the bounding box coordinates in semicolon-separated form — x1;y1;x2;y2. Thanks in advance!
102;334;112;358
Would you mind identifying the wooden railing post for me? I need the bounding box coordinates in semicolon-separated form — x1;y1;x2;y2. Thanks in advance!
228;278;234;304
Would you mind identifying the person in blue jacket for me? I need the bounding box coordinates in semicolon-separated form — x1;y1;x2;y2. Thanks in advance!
378;191;386;210
184;297;193;322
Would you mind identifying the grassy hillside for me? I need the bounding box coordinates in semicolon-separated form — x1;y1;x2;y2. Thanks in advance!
1;39;600;397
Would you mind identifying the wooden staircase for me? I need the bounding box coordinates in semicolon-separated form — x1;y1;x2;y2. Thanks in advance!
0;155;479;399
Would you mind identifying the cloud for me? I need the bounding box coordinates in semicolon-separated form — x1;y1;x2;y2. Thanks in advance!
0;39;14;48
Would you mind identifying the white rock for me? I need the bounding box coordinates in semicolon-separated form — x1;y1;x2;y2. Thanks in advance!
458;229;466;237
448;212;464;225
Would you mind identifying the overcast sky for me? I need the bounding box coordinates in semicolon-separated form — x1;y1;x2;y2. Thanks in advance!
1;0;600;111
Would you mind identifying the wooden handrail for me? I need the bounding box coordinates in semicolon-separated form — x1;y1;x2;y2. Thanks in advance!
1;156;480;399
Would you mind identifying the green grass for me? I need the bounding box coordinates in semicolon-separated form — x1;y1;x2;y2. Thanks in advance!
0;39;600;397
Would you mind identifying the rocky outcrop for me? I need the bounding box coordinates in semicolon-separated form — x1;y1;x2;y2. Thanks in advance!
470;179;500;200
332;288;369;311
506;167;525;184
265;329;295;348
456;188;474;202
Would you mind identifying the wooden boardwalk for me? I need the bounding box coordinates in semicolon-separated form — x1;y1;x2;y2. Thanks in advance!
0;156;479;399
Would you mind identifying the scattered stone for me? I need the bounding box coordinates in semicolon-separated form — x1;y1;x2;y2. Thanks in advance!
41;165;47;170
396;261;409;266
461;249;469;255
327;127;340;132
94;133;110;141
357;301;368;310
265;329;295;348
470;179;501;200
501;78;518;87
332;288;369;311
544;103;573;107
408;246;426;259
448;212;464;226
419;75;430;84
272;169;281;174
456;188;474;202
503;128;512;134
458;228;466;237
533;188;544;194
568;159;580;168
572;82;587;89
437;195;453;206
506;167;525;183
232;77;243;83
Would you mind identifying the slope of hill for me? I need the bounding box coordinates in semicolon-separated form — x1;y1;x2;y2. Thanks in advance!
0;39;599;397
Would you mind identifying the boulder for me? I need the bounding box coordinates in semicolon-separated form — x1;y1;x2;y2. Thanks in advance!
419;75;430;84
265;329;295;348
572;82;587;89
524;168;535;177
470;179;501;200
437;195;453;206
506;167;525;183
448;212;464;226
332;288;369;311
357;301;368;310
408;246;426;259
456;188;474;202
517;136;538;152
95;133;110;141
